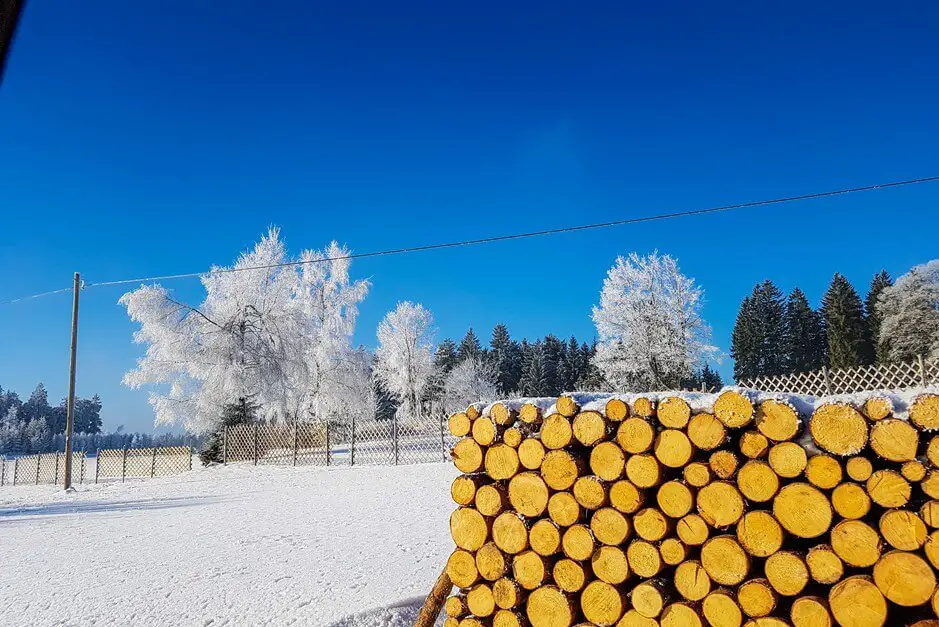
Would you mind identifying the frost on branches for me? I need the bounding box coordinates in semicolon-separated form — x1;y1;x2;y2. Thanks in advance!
442;357;499;415
374;302;436;425
592;252;718;391
878;259;939;362
120;228;370;434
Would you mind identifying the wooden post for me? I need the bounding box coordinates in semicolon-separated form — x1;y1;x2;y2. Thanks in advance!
254;423;259;465
151;447;157;478
222;427;228;465
54;452;60;485
393;415;399;466
35;453;41;484
414;568;453;627
80;454;85;484
350;415;356;466
63;272;81;490
918;354;928;386
1;457;4;487
94;450;100;484
293;423;299;467
13;457;18;486
122;448;128;483
822;366;833;395
326;422;331;466
439;416;446;461
188;446;192;471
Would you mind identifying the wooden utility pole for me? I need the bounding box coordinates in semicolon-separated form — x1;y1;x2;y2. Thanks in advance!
62;272;80;490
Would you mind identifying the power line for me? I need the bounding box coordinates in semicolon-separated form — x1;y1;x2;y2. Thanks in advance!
3;174;938;305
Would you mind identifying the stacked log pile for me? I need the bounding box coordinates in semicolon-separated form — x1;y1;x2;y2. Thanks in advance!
442;389;939;627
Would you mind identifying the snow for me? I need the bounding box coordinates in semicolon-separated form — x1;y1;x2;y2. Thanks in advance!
0;462;456;626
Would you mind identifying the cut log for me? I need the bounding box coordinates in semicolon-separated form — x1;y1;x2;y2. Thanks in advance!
702;589;744;627
660;602;703;627
928;531;939;569
573;411;607;447
590;441;626;481
448;549;480;588
872;550;936;607
541;415;574;450
866;469;910;508
473;417;498;447
736;511;783;558
467;583;496;618
806;545;844;585
467;405;482;420
518;438;546;470
831;482;871;519
767;442;808;479
701;535;750;585
451;507;490;551
553;558;589;593
862;396;892;422
492;511;529;555
684;462;713;488
581;580;626;626
737;460;780;503
928;436;939;468
910;394;939;431
773;483;833;539
491;403;518;427
810;403;868;456
459;616;485;627
453;438;485;473
450;412;472;437
738;431;769;459
561;523;595;561
654;429;695;468
714;390;755;428
627;539;663;578
526;585;574;627
476;484;509;517
756;399;802;442
492;609;527;627
879;509;927;550
572;475;608;510
845;456;874;482
509;471;550;518
828;576;887;627
737;579;777;618
541;450;583;491
901;459;927;482
512;550;550;590
658;396;692;429
617;417;656;454
493;577;522;609
634;507;672;541
617;610;659;627
697;481;745;528
688;412;727;451
630;581;667;618
869;418;919;462
590;507;631;546
476;542;509;581
764;551;809;596
921;500;939;527
660;537;687;566
519;402;543;425
674;560;712;601
922;471;939;499
446;595;468;618
790;596;832;627
805;454;843;490
591;545;629;584
626;454;663;488
709;450;740;480
657;480;694;518
606;398;629;421
633;396;656;418
831;520;882;568
503;427;523;448
547;491;582;527
677;513;711;546
556;395;580;418
452;475;487;506
609;479;645;514
529;519;561;556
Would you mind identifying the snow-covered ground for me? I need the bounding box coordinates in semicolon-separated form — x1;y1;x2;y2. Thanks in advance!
0;462;457;626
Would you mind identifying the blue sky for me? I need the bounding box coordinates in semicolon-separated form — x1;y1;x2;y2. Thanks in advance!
1;1;937;433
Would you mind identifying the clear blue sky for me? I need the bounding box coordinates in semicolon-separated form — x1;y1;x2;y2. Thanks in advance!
1;1;937;433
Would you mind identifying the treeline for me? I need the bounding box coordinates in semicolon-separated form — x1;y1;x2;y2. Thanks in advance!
731;271;892;380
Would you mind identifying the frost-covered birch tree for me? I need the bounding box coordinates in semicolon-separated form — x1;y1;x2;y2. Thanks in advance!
374;302;435;424
441;357;499;415
120;228;370;433
877;259;939;362
592;252;717;391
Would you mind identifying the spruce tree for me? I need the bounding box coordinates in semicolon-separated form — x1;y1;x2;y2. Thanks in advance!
434;338;459;375
457;328;483;362
22;383;51;424
557;336;582;392
753;280;787;376
784;288;826;374
489;325;522;396
200;397;259;464
577;341;606;391
542;335;565;396
731;295;761;381
520;341;549;396
427;338;459;405
701;364;723;391
865;270;893;364
822;273;868;369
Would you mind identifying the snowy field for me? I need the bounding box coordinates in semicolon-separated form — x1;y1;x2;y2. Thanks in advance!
0;462;457;626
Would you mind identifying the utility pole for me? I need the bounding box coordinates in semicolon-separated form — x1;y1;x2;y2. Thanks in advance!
63;272;80;490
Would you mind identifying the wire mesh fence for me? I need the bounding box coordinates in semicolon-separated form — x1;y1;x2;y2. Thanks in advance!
739;355;938;395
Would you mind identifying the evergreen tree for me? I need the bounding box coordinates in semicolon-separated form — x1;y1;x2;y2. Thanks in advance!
577;342;607;391
200;397;259;464
784;288;826;374
488;325;522;396
557;336;582;392
434;339;459;375
542;335;565;396
21;383;52;424
701;364;723;391
76;394;103;434
457;328;483;362
731;295;761;381
753;280;787;376
520;342;549;396
865;270;893;364
822;273;868;369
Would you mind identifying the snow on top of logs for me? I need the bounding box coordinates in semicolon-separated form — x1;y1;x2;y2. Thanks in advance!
810;385;939;422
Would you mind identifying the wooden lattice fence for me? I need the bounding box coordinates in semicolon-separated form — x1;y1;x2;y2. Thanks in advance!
739;355;938;395
0;452;86;486
94;446;193;482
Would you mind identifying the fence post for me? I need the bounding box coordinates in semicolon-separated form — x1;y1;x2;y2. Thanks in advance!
36;453;42;485
80;454;85;484
350;416;356;466
393;415;399;466
151;447;157;478
222;427;228;465
822;366;833;395
439;417;446;461
13;457;18;486
54;452;60;485
254;423;259;465
1;457;4;487
918;354;928;386
95;450;100;484
293;423;299;467
326;422;331;466
188;447;193;471
122;448;128;483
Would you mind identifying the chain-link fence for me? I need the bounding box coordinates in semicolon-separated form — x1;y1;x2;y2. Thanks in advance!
223;415;453;467
0;452;86;486
739;355;938;395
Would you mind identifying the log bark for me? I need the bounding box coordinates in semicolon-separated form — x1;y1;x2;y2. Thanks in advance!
416;567;454;627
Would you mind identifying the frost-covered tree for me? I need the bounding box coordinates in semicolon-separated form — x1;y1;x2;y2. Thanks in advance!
865;270;893;364
822;273;867;369
592;252;717;391
120;228;369;433
441;357;498;414
877;260;939;363
374;302;435;423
